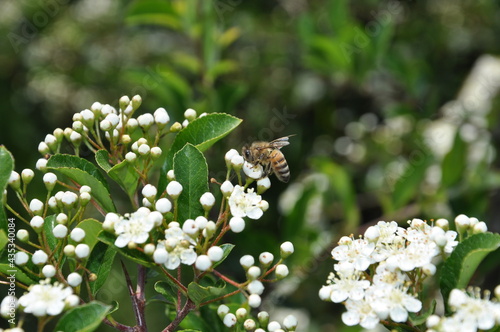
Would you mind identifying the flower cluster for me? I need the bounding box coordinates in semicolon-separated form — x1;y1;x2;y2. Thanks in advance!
217;304;298;331
319;218;461;329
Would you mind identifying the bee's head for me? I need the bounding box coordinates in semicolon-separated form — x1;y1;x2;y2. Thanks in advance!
242;145;252;162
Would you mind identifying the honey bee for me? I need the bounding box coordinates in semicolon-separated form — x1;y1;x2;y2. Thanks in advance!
242;136;292;183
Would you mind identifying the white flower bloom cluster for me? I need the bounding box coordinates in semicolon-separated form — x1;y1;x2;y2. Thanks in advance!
320;218;459;329
217;304;298;331
154;223;197;270
427;287;500;332
17;279;79;317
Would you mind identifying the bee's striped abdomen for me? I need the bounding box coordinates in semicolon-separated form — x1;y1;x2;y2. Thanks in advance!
270;150;290;183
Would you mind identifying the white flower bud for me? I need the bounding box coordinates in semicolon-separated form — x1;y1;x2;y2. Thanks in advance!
53;128;64;142
258;311;270;326
43;172;58;191
283;315;298;330
167;170;175;180
455;214;470;230
80;109;94;126
155;198;172;213
73;113;83;122
469;217;479;227
138;113;154;129
75;243;90;259
72;120;85;133
56;213;68;225
29;199;44;215
64;244;76;257
280;241;294;258
142;184;157;199
473;221;488;234
100;119;112;131
229;217;245;233
170;121;182;132
16;229;29;242
422;263;436;276
236;307;247;321
247;280;264;295
195;255;212;271
258;200;269;212
125;152;137;163
15;252;29;266
44;133;58;147
154;108;170;127
138;144;150;156
207;246;224;262
364;226;380;242
223;313;237;328
119;95;130;109
202;221;216;238
121;134;131;145
426;315;441;328
8;171;21;190
91;101;102;114
184;108;197;121
100;104;115;116
267;321;282;331
220;180;234;197
244;319;256;330
69;131;82;145
259;252;274;267
70;228;86;242
148;211;163;227
437;218;450;229
36;158;48;171
32;250;49;265
30;216;44;231
67;272;83;287
199;192;215;211
42;265;56;278
182;219;199;236
151;146;162;158
79;192;91;205
153;247;169;264
106;113;120;127
231;155;244;169
21;169;35;185
65;294;80;307
240;255;255;269
38;142;50;155
257;177;271;194
225;149;239;164
167;181;183;198
62;191;78;207
248;294;262;308
319;285;332;301
195;216;208;229
275;264;289;279
247;266;261;280
127;118;139;131
495;285;500;300
182;119;189;128
144;243;156;255
217;304;230;318
53;224;68;239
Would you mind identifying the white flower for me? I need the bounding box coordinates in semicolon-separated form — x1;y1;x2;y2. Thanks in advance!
331;237;375;272
160;226;197;269
342;297;380;329
368;284;422;323
326;271;370;302
228;185;264;219
114;208;155;248
446;288;497;331
18;279;73;316
243;161;264;179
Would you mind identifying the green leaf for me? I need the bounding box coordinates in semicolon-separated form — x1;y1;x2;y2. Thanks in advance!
187;280;226;306
158;113;242;195
0;230;8;251
95;150;140;198
173;144;209;222
0;146;14;232
97;231;155;268
440;232;500;313
47;154;115;213
441;131;467;187
409;299;436;326
125;0;180;29
43;215;58;256
154;280;178;305
54;301;110;332
0;263;36;286
211;244;234;269
88;241;116;295
391;152;432;210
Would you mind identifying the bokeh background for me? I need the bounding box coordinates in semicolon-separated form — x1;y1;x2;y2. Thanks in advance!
1;0;500;331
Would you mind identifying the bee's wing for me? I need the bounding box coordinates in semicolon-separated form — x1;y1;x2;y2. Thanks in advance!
269;135;293;149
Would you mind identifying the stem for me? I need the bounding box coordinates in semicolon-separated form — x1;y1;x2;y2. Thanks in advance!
213;269;241;288
162;299;196;332
160;266;187;293
120;261;147;332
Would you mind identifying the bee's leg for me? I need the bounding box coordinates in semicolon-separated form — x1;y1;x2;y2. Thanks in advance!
263;163;273;177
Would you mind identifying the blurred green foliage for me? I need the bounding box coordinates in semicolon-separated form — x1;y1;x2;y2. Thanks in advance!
1;0;500;331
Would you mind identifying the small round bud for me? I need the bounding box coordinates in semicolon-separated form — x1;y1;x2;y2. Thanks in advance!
195;216;208;229
45;133;58;149
207;246;224;262
267;321;282;331
217;304;230;319
469;217;479;227
137;113;154;129
258;311;270;326
75;243;90;259
38;142;50;155
30;216;44;231
494;285;500;300
166;181;183;198
144;243;156;255
56;213;68;224
142;184;157;200
231;155;244;169
138;144;151;156
70;228;86;242
15;252;29;266
64;244;76;257
225;149;239;165
183;219;199;236
69;131;82;145
247;280;264;295
229;217;245;233
121;134;132;145
80;109;95;127
61;191;78;208
220;180;234;197
244;319;256;330
182;119;189;128
195;255;212;271
258;200;269;212
72;120;84;133
131;95;142;109
283;315;298;330
153;247;169;264
422;263;436;276
455;214;470;230
100;104;115;116
202;221;216;239
426;315;441;328
72;113;83;122
91;101;103;115
125;152;137;163
184;108;197;121
29;199;44;215
154;108;170;127
36;158;48;171
80;185;91;194
151;146;162;158
223;313;237;328
472;221;488;234
103;213;120;231
42;173;57;191
319;285;332;300
436;218;449;230
67;272;83;287
257;177;271;194
32;250;49;265
280;241;294;258
275;264;289;279
167;170;175;180
169;122;182;132
247;266;261;280
236;308;247;321
119;95;130;110
21;169;35;185
100;119;112;131
42;264;56;278
53;224;68;239
248;294;262;308
79;192;91;206
259;252;274;267
364;226;380;242
53;128;64;142
148;211;163;227
155;198;172;213
16;229;29;242
127;118;139;132
199;192;215;211
240;255;255;269
8;171;21;190
88;273;98;282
